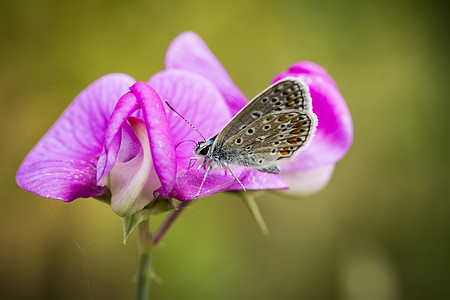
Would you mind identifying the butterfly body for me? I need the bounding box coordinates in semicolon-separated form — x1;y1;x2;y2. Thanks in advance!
194;77;318;188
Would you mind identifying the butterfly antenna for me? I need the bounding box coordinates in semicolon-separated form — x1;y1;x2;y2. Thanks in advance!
165;101;206;141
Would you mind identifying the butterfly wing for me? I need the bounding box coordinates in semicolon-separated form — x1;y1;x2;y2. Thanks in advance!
212;111;317;172
208;77;317;172
212;77;313;144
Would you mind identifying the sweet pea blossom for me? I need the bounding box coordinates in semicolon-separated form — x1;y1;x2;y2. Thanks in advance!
16;31;352;216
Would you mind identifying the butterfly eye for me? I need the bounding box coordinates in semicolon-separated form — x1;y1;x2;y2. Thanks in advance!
199;146;209;156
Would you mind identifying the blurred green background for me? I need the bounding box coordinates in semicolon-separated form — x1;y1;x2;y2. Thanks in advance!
1;0;448;299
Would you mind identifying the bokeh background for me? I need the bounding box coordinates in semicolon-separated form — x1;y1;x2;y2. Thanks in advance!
1;0;448;299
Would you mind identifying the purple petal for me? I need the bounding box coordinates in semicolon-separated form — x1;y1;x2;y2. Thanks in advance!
148;69;232;162
227;170;289;191
162;168;249;200
96;92;139;183
165;31;248;114
129;82;177;195
281;164;335;196
16;74;135;201
274;62;353;171
273;61;337;87
168;167;288;200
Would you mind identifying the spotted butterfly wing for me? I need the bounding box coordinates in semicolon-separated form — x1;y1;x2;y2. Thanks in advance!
216;77;312;139
210;77;317;173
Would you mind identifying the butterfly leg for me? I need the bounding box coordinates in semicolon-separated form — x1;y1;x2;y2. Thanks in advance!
195;161;205;184
196;165;211;198
225;166;246;192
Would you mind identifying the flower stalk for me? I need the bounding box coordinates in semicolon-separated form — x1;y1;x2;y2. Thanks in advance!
136;219;153;300
135;200;191;299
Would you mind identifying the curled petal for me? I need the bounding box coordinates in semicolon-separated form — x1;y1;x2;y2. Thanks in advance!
281;164;335;196
97;92;139;183
275;61;353;171
16;74;135;201
165;31;248;114
129;82;177;195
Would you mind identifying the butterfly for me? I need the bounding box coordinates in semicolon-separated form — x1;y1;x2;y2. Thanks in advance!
167;77;318;198
190;77;318;197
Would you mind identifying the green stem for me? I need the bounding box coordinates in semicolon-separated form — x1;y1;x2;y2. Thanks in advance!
134;201;191;299
136;219;153;300
239;192;270;235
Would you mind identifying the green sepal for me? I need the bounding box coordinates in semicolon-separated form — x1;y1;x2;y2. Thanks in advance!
123;210;150;244
143;195;176;215
122;196;176;244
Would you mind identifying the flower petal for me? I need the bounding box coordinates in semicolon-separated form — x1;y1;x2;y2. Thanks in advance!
129;82;177;195
96;92;139;183
227;170;289;191
165;31;248;114
110;117;160;216
162;169;249;201
16;74;135;201
274;62;353;171
280;164;335;196
148;69;232;161
273;61;338;87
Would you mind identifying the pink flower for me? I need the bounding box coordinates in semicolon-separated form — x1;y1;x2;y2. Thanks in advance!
16;32;352;216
